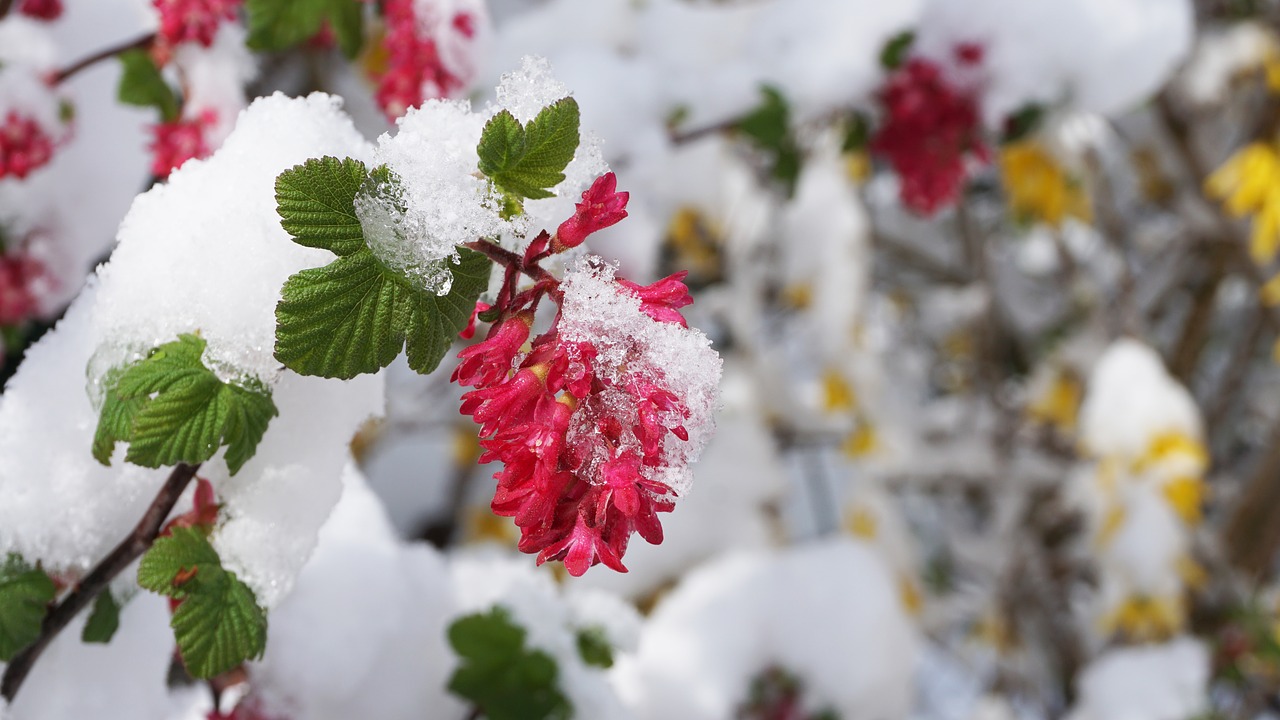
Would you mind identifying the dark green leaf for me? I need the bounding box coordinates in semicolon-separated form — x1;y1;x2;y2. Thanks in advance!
246;0;365;58
447;607;572;720
0;555;55;661
840;112;871;153
575;626;613;669
94;335;278;475
117;49;179;122
82;591;121;644
477;98;581;200
736;86;802;196
880;30;916;70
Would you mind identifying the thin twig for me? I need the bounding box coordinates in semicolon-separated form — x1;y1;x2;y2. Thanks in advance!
1;462;201;702
54;33;156;85
0;0;14;21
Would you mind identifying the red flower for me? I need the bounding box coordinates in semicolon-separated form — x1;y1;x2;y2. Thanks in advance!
149;111;215;179
0;254;44;326
18;0;63;20
453;310;531;387
152;0;241;48
553;172;629;251
0;112;56;180
373;0;475;120
870;55;986;216
618;271;692;327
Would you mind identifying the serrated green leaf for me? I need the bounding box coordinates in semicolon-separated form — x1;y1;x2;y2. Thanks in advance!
138;527;222;597
575;626;614;669
171;571;266;678
0;555;55;661
477;98;581;200
447;607;572;720
94;335;278;475
117;49;179;122
880;30;915;70
138;529;266;678
82;591;121;644
276;156;369;257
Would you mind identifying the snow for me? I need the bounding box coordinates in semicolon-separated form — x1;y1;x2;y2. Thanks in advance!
1078;339;1202;462
1178;21;1276;106
250;464;462;720
915;0;1194;123
558;257;722;495
620;539;918;720
171;22;256;147
1066;637;1208;720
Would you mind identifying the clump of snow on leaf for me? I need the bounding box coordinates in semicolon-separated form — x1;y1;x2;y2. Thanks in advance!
1065;638;1208;720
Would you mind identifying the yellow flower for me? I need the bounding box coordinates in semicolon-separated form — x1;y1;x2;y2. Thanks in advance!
1162;476;1207;525
1000;141;1092;227
1027;369;1082;433
1206;142;1280;264
842;422;879;458
1101;595;1185;642
821;369;856;414
844;505;878;539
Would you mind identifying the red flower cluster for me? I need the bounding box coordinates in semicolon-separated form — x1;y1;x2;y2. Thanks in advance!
454;272;698;576
18;0;63;20
0;111;55;180
0;253;45;326
149;111;215;178
375;0;478;120
870;55;986;216
152;0;241;48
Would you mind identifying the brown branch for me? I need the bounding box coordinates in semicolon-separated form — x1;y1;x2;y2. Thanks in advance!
55;33;156;85
668;117;739;146
1169;245;1228;383
0;0;14;20
463;240;557;287
1206;308;1267;432
1;462;201;702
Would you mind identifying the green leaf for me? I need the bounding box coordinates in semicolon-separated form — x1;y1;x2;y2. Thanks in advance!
840;112;871;153
245;0;365;58
117;49;179;122
736;86;802;196
880;30;916;70
137;527;222;597
575;626;614;669
273;158;492;379
447;607;572;720
0;555;55;661
275;156;369;257
171;571;267;678
93;335;278;475
138;529;266;678
1001;103;1045;144
82;591;121;644
477;98;581;200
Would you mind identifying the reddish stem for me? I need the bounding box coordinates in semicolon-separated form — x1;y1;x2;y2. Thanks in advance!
55;33;157;85
463;239;559;287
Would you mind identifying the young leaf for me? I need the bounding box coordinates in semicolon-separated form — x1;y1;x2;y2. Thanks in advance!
477;98;581;200
447;607;572;720
82;591;121;644
273;158;492;378
0;555;55;661
93;334;278;475
138;528;267;678
137;527;222;596
117;49;179;122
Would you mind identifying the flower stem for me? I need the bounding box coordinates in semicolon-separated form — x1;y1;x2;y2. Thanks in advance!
0;462;201;702
464;239;558;287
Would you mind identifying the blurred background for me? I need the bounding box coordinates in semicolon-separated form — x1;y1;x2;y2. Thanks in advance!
12;0;1280;718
